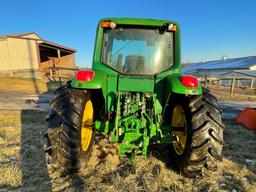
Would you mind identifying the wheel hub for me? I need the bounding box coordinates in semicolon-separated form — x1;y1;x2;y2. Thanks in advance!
81;100;93;151
171;104;187;155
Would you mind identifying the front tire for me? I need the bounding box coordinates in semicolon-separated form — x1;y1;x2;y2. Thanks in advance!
46;82;94;173
168;90;224;177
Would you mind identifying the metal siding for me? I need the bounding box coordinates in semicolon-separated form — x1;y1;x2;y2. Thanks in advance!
0;39;11;70
0;38;39;71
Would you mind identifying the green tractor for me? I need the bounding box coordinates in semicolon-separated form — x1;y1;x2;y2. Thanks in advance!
45;18;224;177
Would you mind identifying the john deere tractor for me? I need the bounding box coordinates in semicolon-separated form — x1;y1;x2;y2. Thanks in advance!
45;18;224;177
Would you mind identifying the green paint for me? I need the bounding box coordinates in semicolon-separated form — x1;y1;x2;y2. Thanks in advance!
70;17;202;165
71;69;108;89
118;76;154;92
166;76;202;95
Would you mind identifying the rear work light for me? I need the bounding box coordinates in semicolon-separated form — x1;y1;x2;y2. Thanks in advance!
180;76;198;88
101;21;117;29
167;24;177;31
163;23;177;31
76;69;95;82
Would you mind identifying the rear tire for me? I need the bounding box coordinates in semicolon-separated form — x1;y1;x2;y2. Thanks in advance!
46;82;94;173
168;89;224;178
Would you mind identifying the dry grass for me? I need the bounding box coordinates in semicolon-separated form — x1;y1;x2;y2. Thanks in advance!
0;110;255;192
207;84;256;102
0;77;49;94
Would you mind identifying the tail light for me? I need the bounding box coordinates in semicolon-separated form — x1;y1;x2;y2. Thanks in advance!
180;76;198;88
76;69;95;82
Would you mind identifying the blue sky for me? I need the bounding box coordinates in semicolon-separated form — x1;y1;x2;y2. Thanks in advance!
0;0;255;67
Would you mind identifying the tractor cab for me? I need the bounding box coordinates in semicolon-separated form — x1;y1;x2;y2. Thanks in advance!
100;21;175;75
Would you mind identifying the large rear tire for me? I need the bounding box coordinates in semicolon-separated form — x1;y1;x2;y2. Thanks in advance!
46;82;94;173
168;89;224;178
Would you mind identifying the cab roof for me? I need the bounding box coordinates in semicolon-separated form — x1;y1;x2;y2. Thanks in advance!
99;17;179;27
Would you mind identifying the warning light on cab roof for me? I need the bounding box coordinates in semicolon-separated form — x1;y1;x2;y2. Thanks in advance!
101;21;117;29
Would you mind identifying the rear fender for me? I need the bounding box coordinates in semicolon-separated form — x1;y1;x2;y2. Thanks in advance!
166;76;202;95
162;76;202;115
71;69;107;89
71;69;117;113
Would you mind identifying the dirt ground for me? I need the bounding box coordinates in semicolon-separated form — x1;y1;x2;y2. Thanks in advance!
0;110;255;192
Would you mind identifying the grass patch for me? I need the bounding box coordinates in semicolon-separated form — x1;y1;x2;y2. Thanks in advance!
0;77;48;94
0;110;255;191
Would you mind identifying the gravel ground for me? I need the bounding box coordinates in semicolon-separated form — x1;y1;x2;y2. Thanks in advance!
219;101;256;119
0;91;255;120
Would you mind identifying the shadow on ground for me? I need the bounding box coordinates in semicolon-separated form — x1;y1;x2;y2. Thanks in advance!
20;110;52;191
19;69;53;191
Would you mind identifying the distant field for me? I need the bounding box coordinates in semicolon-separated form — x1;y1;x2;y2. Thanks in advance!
0;110;255;192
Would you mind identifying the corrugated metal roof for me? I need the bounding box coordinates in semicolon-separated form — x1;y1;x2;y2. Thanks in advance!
0;32;37;39
183;56;256;73
39;41;76;52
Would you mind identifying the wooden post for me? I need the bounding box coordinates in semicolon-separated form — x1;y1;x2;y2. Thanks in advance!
59;76;62;87
72;53;76;76
250;78;254;89
204;74;208;88
49;67;53;78
230;77;235;95
236;79;240;87
56;50;61;77
59;67;62;77
219;78;222;85
57;49;61;58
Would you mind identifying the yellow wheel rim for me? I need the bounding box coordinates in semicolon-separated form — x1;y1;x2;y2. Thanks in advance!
171;104;187;155
81;100;93;151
